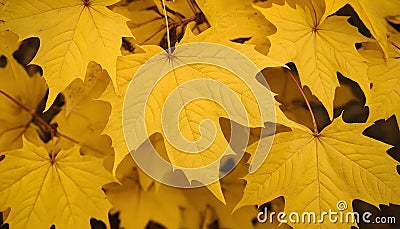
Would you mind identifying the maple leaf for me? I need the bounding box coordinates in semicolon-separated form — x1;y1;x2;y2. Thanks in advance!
0;31;47;151
238;117;400;228
104;151;187;229
112;0;208;49
105;134;259;229
0;138;114;229
324;0;400;57
195;0;275;54
367;58;400;122
259;2;369;119
183;153;259;229
357;38;400;121
117;27;283;202
99;45;161;176
54;61;114;158
0;0;133;107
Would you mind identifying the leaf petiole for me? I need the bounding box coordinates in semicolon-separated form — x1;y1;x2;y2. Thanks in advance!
161;0;172;53
0;89;108;157
286;70;319;135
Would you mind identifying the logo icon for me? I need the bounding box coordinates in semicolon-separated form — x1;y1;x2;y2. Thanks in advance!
123;42;276;188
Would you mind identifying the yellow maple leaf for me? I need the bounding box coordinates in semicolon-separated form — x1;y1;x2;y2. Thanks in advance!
183;153;259;229
119;27;284;202
324;0;400;57
195;0;275;54
106;134;259;229
259;2;369;119
357;38;400;122
0;0;132;107
0;138;114;229
367;58;400;122
104;151;188;229
99;45;161;177
101;27;288;198
238;117;400;228
112;0;208;49
0;31;47;151
54;61;114;158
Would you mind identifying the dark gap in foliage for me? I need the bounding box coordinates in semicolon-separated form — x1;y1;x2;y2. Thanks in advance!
335;4;371;38
0;55;7;68
363;116;400;166
26;64;43;76
108;212;120;229
159;0;210;50
207;220;219;229
261;62;330;132
13;37;40;66
11;37;43;76
231;37;252;44
255;197;292;228
334;73;369;123
90;218;106;229
352;199;400;229
34;92;65;143
388;21;400;33
122;37;135;52
0;212;8;229
146;221;167;229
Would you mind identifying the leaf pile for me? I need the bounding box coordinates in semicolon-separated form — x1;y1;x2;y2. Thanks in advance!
0;0;400;228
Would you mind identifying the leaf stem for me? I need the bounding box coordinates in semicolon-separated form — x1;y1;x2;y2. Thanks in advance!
161;0;172;53
0;90;31;113
286;70;318;135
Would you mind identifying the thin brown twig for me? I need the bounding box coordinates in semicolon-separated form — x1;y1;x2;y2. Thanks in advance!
0;89;108;157
286;70;319;135
0;90;31;113
169;14;198;28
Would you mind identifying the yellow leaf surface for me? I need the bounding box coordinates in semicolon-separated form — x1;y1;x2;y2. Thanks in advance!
368;58;400;121
103;27;285;199
54;61;113;158
0;31;47;151
112;0;208;48
104;153;188;229
261;3;369;119
0;139;114;229
183;154;259;229
121;27;282;201
238;117;400;228
324;0;400;56
100;45;161;175
0;0;132;107
106;135;259;229
195;0;275;54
